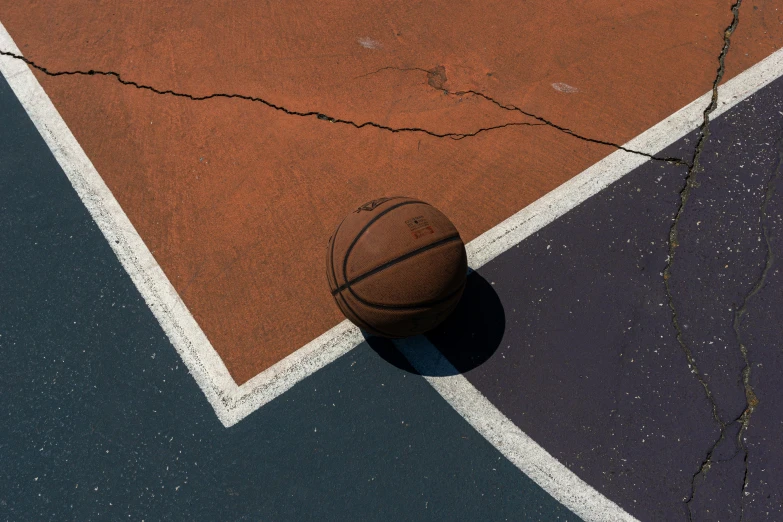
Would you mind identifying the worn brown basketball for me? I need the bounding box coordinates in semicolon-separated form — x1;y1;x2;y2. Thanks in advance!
326;196;468;338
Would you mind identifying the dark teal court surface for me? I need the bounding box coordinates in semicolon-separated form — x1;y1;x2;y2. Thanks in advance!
0;71;577;521
3;52;783;522
428;75;783;520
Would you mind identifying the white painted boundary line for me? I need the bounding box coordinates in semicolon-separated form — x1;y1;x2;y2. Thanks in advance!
0;22;367;428
396;336;638;522
397;49;783;522
467;46;783;269
0;20;370;428
2;13;781;433
1;23;235;426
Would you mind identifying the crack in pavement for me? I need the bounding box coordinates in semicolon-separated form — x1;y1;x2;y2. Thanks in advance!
0;49;546;139
353;65;435;82
735;134;781;521
355;65;448;90
7;29;772;514
356;63;688;165
658;1;748;519
450;88;688;166
1;49;684;163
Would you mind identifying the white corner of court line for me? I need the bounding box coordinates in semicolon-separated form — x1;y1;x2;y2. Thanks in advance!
2;19;782;431
4;18;783;522
0;21;367;428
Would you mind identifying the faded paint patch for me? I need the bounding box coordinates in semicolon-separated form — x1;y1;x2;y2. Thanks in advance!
358;37;381;49
552;82;579;93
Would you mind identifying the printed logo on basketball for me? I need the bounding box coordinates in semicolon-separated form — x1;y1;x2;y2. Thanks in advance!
354;197;394;213
406;216;435;239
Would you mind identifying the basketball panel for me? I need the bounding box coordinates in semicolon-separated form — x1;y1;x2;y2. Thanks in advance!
344;203;460;283
326;233;339;293
348;240;467;307
338;286;464;337
329;196;420;288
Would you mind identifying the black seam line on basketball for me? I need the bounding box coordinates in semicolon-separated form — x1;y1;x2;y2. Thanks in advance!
341;200;426;287
328;214;350;292
337;232;459;295
330;197;410;290
353;196;409;213
332;246;396;336
351;277;467;311
338;234;462;297
0;50;553;142
333;234;462;296
336;289;397;338
330;199;417;339
327;236;336;288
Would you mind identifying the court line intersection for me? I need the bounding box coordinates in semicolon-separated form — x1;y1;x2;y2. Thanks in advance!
2;18;782;520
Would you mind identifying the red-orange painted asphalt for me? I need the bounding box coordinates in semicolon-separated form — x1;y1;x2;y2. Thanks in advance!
1;1;780;383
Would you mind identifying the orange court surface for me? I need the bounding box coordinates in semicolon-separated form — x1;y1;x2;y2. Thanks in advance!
2;1;780;382
2;1;783;520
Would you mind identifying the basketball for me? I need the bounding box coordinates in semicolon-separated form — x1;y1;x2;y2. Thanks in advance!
326;196;468;338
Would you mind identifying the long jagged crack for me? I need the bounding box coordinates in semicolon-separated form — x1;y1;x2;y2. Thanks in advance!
0;49;547;139
735;135;781;521
658;1;744;519
356;63;687;164
451;89;688;165
2;49;683;162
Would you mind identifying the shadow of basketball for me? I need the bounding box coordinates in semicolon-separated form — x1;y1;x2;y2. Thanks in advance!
366;271;505;375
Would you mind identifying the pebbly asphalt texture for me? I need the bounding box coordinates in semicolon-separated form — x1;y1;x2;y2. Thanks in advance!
450;75;783;520
2;63;781;521
0;68;578;521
